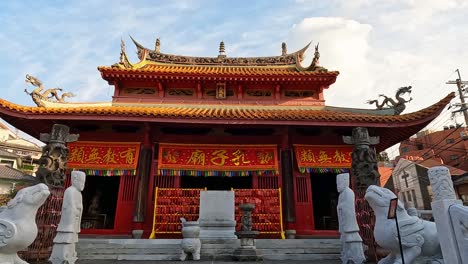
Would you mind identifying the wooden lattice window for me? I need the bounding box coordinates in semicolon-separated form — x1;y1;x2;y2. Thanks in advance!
122;88;156;95
245;89;273;98
284;90;314;98
295;176;310;203
166;88;195;97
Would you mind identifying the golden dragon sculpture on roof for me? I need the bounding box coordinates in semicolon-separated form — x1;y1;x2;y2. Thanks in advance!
24;74;75;107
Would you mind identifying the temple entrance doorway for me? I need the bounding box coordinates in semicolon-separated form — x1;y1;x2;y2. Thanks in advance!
180;175;252;190
81;175;120;230
310;172;339;230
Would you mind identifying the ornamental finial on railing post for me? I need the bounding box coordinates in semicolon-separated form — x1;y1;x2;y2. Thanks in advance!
36;124;79;187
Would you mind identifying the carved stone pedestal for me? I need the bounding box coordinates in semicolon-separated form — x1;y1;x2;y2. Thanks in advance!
232;204;263;261
232;232;262;261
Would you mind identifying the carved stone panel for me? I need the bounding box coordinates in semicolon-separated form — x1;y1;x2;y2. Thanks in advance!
428;166;456;201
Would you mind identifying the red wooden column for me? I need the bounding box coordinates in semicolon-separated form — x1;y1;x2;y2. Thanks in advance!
132;123;153;236
280;127;296;230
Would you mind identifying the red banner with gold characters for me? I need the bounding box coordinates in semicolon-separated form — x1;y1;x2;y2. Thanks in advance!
294;145;352;172
158;144;278;176
67;141;141;170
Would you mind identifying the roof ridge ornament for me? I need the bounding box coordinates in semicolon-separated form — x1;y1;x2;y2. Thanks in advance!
295;42;328;72
24;74;75;107
126;36;313;66
155;37;160;53
367;86;413;115
112;38;134;69
218;40;226;58
282;42;287;56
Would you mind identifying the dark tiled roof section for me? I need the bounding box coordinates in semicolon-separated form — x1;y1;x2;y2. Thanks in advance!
0;165;36;181
0;148;19;159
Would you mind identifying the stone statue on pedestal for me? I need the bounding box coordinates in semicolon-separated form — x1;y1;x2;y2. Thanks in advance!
0;183;50;264
49;171;86;264
336;173;365;264
365;185;443;264
232;204;262;261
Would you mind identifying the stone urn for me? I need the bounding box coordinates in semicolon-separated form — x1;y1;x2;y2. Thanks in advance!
180;218;201;261
232;204;262;261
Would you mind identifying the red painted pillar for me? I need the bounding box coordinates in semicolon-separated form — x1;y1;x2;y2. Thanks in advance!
132;123;153;236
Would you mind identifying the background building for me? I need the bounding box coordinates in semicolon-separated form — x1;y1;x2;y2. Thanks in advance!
395;126;468;206
0;121;42;175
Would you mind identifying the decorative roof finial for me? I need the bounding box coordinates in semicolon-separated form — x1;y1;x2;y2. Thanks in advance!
219;40;226;57
155;37;161;53
312;43;320;66
120;38;126;63
282;42;287;56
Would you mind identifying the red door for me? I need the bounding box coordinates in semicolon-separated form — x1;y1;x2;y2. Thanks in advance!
293;173;314;234
114;175;138;233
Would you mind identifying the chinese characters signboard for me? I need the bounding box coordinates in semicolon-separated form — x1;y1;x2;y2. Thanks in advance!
158;144;278;175
294;145;352;170
67;141;140;170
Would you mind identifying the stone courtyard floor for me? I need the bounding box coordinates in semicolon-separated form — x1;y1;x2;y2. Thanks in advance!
74;258;432;263
75;260;431;264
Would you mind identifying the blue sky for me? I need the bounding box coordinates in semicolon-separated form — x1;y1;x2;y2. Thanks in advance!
1;0;468;155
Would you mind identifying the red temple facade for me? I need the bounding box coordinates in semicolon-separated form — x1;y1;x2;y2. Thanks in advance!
0;38;453;238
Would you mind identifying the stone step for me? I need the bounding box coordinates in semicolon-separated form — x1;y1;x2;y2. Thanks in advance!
263;253;342;261
76;238;341;261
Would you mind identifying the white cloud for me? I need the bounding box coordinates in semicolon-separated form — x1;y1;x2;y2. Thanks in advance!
287;17;374;107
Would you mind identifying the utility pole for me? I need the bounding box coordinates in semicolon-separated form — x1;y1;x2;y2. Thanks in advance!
447;69;468;127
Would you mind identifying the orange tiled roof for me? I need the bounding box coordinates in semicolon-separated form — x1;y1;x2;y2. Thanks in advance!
420;158;467;176
0;93;454;124
379;167;394;187
98;64;339;78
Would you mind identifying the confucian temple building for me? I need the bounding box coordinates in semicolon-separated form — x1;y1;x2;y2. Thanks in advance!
0;38;453;238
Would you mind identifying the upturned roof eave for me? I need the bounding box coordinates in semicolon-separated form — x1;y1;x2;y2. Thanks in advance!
0;92;453;130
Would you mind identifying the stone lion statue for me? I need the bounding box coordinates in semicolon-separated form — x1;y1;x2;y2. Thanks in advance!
365;185;443;264
0;183;50;264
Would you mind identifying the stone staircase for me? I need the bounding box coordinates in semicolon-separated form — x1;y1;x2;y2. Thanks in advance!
77;238;341;261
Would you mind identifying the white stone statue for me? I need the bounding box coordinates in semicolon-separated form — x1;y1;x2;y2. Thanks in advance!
49;171;86;264
336;173;365;264
428;166;468;264
0;183;50;264
365;185;443;264
180;218;201;261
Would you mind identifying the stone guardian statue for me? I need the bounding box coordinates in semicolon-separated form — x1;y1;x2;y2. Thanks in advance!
365;185;443;264
49;171;86;264
0;183;50;264
336;173;366;264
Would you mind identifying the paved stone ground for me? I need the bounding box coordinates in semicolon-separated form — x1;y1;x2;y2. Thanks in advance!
74;258;432;263
74;260;432;264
